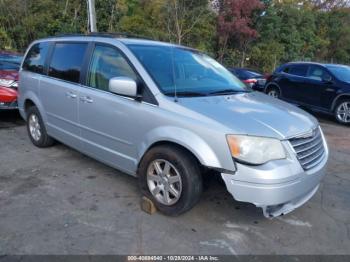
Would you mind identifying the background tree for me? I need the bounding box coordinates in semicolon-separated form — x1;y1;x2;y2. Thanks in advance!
1;0;350;71
118;0;216;52
164;0;212;44
0;27;11;50
217;0;264;66
0;0;87;51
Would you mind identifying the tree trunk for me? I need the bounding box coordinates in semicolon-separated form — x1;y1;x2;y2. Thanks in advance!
109;4;115;32
218;35;228;63
241;50;246;68
64;0;69;16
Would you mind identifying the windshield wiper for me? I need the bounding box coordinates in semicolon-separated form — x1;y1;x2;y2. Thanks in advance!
208;89;249;96
164;91;208;97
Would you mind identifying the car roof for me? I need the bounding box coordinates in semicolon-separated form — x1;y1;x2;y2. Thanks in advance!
282;62;350;69
284;62;326;67
34;33;187;49
323;63;350;68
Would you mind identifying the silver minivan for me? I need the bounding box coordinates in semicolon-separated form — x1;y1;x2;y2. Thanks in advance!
18;34;328;217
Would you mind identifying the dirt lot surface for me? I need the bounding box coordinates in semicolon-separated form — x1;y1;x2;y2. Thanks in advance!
0;110;349;255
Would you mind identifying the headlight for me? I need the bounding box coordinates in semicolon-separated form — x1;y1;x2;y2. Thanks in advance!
0;78;15;88
226;135;286;165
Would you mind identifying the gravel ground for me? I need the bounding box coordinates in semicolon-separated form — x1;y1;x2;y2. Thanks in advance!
0;110;349;255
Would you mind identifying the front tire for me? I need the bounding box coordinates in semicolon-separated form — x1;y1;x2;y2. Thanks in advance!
266;85;280;99
138;145;203;216
26;106;55;147
334;99;350;125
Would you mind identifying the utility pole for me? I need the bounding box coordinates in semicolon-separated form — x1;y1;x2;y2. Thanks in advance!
87;0;97;32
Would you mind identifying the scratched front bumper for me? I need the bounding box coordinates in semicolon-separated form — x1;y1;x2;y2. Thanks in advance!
221;137;328;217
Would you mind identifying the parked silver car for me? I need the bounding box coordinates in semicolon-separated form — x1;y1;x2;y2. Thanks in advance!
18;34;328;217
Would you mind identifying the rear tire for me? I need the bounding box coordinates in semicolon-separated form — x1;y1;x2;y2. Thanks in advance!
138;145;203;216
26;106;55;147
334;99;350;125
266;85;280;99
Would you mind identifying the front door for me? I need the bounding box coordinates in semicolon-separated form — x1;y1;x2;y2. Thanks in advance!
302;65;336;109
78;44;145;174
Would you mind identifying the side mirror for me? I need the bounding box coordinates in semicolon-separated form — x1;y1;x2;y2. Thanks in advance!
109;77;138;98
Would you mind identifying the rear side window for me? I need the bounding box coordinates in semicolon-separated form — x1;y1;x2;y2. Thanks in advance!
48;43;88;83
22;42;50;74
288;65;308;77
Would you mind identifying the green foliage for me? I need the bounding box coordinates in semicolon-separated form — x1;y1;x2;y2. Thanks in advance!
0;27;11;49
118;0;216;53
324;9;350;64
118;0;167;40
245;1;350;71
0;0;350;71
0;0;88;51
250;41;284;72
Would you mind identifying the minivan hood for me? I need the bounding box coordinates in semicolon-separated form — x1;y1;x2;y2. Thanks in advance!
177;92;318;139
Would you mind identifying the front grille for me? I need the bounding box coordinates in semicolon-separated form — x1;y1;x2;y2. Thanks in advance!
289;127;325;171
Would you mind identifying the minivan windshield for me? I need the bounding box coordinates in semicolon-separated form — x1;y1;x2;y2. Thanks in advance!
128;44;248;96
326;65;350;83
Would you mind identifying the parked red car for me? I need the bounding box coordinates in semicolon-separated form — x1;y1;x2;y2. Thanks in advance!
0;52;22;110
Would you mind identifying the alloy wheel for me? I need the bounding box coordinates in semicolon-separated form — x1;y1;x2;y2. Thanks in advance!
28;114;41;141
268;90;279;98
336;101;350;123
147;159;182;206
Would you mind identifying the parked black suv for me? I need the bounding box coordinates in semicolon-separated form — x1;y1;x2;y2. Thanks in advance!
265;62;350;125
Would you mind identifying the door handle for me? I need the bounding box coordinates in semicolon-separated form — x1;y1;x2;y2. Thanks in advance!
80;96;93;103
65;92;77;99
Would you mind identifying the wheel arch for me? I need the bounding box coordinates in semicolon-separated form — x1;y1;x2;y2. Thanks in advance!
331;93;350;112
24;99;35;112
139;141;201;168
21;92;47;122
265;82;282;96
137;127;223;170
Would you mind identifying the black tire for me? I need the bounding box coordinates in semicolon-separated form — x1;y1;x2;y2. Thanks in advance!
26;106;55;147
266;85;280;99
334;98;350;125
138;145;203;216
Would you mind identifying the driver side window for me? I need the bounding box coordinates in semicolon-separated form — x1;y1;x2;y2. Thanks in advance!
87;45;137;92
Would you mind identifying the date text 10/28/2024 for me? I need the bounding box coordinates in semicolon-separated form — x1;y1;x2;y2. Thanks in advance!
127;256;219;261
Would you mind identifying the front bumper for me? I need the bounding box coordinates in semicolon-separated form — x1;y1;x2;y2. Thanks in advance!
0;100;18;110
221;135;328;218
251;84;265;92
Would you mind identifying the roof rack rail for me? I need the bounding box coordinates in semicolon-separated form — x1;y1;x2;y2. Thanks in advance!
51;32;153;40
